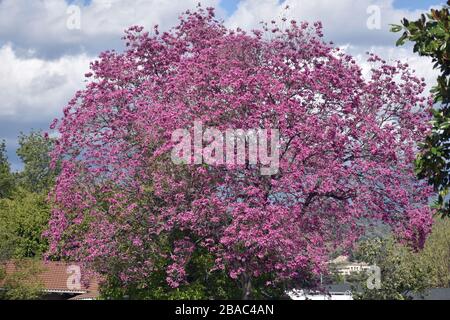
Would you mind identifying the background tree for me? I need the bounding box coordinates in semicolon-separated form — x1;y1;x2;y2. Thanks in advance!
0;132;53;300
0;189;49;300
0;140;14;199
352;238;429;300
352;217;450;300
417;217;450;287
392;1;450;216
0;132;53;260
16;131;57;193
0;190;50;259
47;7;434;299
0;259;44;300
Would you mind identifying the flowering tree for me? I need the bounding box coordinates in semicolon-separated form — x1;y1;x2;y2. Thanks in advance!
46;8;434;299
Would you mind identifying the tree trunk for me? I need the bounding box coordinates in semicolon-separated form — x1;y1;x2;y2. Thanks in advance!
242;275;252;300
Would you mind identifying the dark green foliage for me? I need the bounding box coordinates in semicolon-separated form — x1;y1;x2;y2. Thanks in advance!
392;1;450;216
99;247;288;300
0;140;14;199
0;190;50;260
16;131;57;193
350;218;450;300
0;259;44;300
351;238;430;300
0;132;53;299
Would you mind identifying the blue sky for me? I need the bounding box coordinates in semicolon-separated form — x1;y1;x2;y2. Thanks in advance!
220;0;241;14
0;0;444;170
68;0;445;15
394;0;443;10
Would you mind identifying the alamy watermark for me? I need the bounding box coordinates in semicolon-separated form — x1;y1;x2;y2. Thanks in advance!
66;264;82;290
366;5;381;30
366;265;381;290
66;5;81;30
171;121;280;176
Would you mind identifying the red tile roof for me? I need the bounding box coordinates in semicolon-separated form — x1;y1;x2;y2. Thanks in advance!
1;260;99;299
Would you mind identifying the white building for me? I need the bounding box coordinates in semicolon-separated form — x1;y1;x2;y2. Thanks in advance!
288;284;353;300
329;255;370;276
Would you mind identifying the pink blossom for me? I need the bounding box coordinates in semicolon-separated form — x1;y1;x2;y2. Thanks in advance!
46;7;434;290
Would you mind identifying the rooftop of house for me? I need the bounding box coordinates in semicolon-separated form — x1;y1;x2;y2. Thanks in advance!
412;288;450;300
1;260;99;300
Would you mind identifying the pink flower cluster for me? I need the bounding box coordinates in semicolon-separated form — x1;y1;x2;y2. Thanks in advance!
46;7;434;289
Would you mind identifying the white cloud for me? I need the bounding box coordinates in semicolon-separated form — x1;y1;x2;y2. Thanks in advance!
0;0;222;58
0;0;225;168
0;0;442;156
0;44;92;119
225;0;440;94
349;45;439;94
80;0;222;35
226;0;428;45
0;0;222;132
0;0;222;137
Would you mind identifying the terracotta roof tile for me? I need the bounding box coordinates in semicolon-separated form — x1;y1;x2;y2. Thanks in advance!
1;261;99;299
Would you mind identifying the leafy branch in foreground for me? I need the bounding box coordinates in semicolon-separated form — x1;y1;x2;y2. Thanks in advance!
392;1;450;216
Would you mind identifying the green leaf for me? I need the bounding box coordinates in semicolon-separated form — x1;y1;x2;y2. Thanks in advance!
390;24;403;33
396;32;408;46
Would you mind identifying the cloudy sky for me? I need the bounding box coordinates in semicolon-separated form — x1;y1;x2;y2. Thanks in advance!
0;0;444;170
